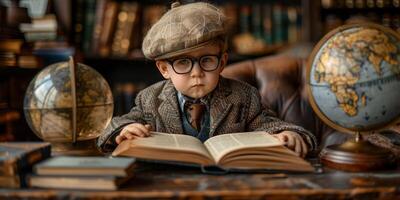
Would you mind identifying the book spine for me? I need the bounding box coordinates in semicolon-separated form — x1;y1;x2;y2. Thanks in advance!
0;175;21;188
0;144;50;176
82;0;97;54
111;2;139;56
141;5;165;39
272;3;288;45
72;0;85;50
262;3;273;44
287;6;299;44
0;160;18;176
98;1;119;56
219;3;238;47
251;3;263;39
91;0;107;56
238;5;251;33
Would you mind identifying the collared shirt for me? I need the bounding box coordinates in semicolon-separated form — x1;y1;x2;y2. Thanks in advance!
177;92;211;142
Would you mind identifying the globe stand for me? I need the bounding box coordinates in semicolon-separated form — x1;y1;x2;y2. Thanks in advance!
24;57;114;156
50;138;102;156
320;132;396;171
50;58;103;156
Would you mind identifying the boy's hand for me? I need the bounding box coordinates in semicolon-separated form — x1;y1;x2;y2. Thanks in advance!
273;131;308;158
116;123;152;144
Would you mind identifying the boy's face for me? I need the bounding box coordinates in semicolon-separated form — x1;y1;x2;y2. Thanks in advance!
156;43;228;99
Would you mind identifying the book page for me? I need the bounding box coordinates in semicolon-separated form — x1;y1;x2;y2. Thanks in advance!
127;132;212;159
204;131;282;163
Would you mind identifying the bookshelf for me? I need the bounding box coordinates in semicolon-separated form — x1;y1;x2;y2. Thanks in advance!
0;66;40;141
71;0;307;115
313;0;400;39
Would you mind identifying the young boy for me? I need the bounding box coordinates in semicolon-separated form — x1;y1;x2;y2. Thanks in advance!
97;2;317;157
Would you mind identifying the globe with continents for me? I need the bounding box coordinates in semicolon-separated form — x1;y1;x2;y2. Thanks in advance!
24;60;113;143
308;23;400;133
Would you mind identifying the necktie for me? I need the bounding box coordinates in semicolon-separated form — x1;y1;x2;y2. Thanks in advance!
186;103;205;131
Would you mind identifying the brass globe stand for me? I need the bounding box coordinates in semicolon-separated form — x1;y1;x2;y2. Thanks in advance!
51;138;101;156
320;132;396;171
50;57;102;156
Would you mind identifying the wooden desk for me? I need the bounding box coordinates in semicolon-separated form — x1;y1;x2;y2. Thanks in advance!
1;162;400;199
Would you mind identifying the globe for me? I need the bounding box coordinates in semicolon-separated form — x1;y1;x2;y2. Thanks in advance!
23;58;113;154
307;23;400;171
308;23;400;133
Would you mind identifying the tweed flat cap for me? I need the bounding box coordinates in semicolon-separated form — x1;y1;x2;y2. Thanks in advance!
142;2;226;60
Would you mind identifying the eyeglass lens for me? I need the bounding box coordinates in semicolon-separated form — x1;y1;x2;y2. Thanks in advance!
172;55;219;74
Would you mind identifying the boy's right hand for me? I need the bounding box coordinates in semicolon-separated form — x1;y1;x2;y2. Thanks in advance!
115;123;152;144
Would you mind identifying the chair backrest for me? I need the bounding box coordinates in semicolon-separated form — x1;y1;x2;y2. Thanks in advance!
222;54;338;150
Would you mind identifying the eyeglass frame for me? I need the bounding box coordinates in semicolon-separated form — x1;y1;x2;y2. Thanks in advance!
165;53;223;74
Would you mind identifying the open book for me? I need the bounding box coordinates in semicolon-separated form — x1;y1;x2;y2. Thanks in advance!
112;131;314;172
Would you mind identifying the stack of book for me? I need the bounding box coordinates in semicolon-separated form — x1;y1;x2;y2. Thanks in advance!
0;39;23;67
28;156;136;190
0;142;51;188
18;14;62;68
19;15;57;42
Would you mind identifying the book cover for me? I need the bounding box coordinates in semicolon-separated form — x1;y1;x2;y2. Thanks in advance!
34;156;136;177
0;175;22;188
111;1;140;56
262;3;273;44
82;0;96;53
98;1;119;56
28;174;131;190
71;0;85;49
90;0;107;54
272;3;288;45
0;142;51;176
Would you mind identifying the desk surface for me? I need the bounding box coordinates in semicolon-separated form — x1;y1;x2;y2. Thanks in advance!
1;162;400;200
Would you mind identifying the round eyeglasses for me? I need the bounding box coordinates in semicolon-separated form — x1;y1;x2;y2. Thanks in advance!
167;54;221;74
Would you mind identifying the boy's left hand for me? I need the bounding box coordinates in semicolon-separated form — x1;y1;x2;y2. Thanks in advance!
273;131;308;158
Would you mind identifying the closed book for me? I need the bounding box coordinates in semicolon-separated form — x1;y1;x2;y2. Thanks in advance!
72;0;85;48
238;5;251;33
0;175;22;188
0;142;51;176
91;0;107;55
28;174;131;190
251;3;263;39
262;3;273;44
141;5;165;38
98;1;119;56
82;0;96;53
272;3;288;45
24;31;57;42
34;156;136;177
0;39;23;54
111;2;140;56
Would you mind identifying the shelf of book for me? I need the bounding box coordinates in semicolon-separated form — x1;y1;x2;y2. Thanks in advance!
68;0;305;58
318;0;400;35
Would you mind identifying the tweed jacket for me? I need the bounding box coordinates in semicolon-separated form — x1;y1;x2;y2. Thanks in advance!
97;77;317;153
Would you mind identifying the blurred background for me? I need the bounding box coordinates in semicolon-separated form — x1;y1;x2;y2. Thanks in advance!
1;0;399;141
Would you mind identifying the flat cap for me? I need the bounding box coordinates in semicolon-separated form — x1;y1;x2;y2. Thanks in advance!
142;2;226;60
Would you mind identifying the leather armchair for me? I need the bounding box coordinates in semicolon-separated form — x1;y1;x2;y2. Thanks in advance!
222;54;400;156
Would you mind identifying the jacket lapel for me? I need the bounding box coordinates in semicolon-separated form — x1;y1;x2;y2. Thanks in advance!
209;77;232;137
158;80;184;134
